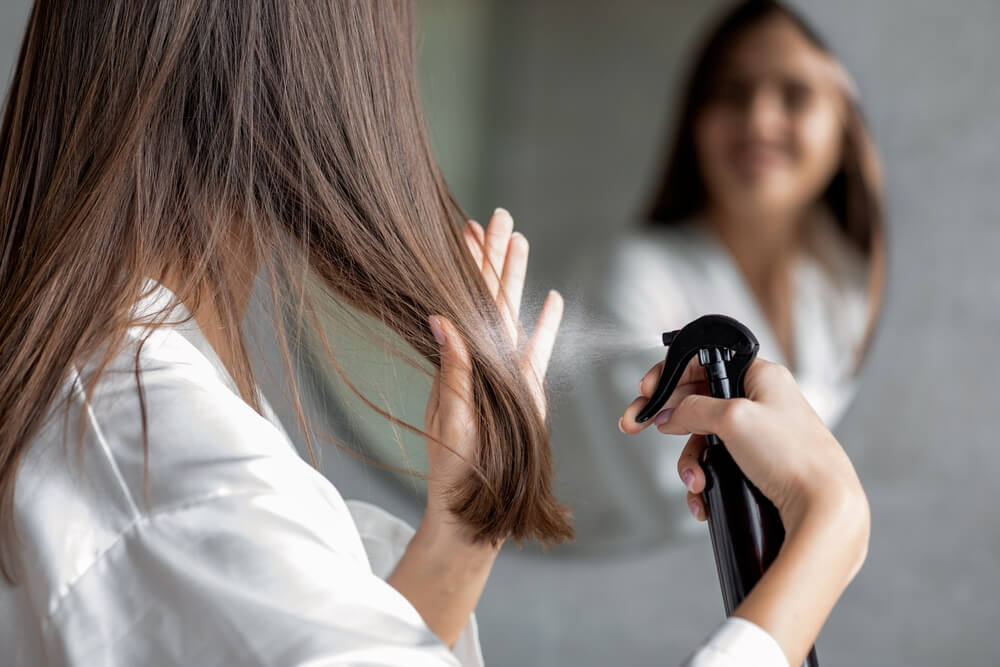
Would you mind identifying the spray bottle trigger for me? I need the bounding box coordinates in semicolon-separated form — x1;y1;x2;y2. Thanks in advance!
634;315;760;424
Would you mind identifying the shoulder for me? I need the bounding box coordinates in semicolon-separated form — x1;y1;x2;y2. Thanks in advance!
16;325;330;574
79;328;300;507
13;325;372;628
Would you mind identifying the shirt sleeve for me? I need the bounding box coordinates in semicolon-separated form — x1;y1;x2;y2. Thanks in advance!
346;499;484;667
43;491;468;667
681;617;790;667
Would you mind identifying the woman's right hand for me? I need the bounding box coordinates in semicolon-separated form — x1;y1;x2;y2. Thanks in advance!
621;358;868;548
620;358;870;666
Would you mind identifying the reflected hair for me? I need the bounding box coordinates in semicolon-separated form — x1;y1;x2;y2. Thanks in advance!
0;0;572;581
646;0;885;363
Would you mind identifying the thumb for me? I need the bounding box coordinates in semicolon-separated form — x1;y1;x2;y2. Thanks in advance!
656;393;755;442
428;315;474;417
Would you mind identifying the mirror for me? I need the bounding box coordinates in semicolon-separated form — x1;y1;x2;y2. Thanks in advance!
304;0;886;554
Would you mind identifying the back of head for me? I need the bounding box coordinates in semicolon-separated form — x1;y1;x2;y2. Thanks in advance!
0;0;571;581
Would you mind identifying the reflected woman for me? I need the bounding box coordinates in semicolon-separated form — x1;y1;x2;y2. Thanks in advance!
562;0;885;548
607;0;884;427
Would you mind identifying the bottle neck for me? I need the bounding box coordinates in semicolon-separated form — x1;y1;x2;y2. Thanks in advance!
699;347;733;399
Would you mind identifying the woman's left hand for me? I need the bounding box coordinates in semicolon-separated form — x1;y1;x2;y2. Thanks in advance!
423;208;563;531
390;208;562;647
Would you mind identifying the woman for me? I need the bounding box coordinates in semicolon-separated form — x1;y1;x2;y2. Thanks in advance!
0;1;868;666
606;0;885;427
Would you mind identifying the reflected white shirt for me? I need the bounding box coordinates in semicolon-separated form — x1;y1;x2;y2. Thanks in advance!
553;215;871;549
0;277;786;666
603;216;871;427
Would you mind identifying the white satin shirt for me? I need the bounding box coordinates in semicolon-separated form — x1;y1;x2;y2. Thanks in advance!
0;277;787;666
600;215;871;428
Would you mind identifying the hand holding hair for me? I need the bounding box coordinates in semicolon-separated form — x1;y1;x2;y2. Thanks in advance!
389;208;564;648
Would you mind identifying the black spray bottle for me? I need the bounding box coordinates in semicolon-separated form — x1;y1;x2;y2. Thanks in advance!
634;314;818;667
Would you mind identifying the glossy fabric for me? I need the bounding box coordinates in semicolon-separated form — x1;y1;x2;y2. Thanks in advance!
1;278;482;666
1;277;784;666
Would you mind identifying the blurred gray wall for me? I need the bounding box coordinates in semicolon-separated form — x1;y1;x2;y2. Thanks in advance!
2;1;997;665
0;3;29;88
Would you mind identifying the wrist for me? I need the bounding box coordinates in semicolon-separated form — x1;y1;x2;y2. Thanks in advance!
734;485;869;666
389;511;500;648
782;475;870;580
414;509;503;568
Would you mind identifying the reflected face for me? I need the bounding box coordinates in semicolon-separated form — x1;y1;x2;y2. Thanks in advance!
694;15;846;225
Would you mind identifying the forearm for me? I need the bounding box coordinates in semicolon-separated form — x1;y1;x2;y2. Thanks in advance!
733;490;870;666
388;518;499;648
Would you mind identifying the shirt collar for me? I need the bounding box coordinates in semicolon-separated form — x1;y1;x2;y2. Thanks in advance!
131;277;240;395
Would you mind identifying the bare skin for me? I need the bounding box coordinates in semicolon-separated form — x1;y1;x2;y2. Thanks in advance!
156;222;258;384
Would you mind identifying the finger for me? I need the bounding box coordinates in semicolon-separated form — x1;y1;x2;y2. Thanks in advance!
741;358;798;402
424;317;445;438
429;316;475;429
620;380;706;433
463;221;485;268
483;208;513;297
639;356;708;398
687;492;707;521
657;393;755;440
468;219;486;244
639;362;664;397
427;316;446;414
524;289;563;380
677;435;707;494
425;370;442;433
620;396;654;434
499;231;529;337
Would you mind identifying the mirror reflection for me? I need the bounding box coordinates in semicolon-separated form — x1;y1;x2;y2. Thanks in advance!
308;0;886;553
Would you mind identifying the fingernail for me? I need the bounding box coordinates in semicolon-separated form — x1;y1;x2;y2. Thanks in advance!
618;417;626;434
494;207;510;218
428;315;447;345
681;468;695;492
688;499;701;520
653;408;674;425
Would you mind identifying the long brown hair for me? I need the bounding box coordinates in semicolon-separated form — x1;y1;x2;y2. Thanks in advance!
0;0;571;581
646;0;886;364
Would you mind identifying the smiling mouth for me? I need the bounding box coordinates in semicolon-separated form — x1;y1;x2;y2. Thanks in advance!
728;144;791;178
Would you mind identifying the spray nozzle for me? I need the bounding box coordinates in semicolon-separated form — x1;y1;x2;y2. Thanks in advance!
635;314;760;423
